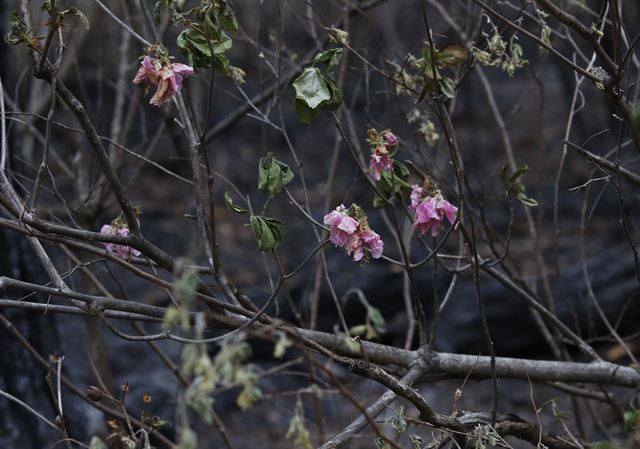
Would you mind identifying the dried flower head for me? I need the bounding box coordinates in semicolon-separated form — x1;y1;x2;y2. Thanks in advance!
367;128;399;181
409;184;457;237
133;54;194;106
100;217;141;260
86;386;104;402
324;204;384;262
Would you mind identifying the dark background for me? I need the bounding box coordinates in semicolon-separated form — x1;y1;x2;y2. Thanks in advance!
1;1;639;447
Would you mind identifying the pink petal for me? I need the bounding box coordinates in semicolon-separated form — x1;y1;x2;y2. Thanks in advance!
324;208;345;227
439;199;458;224
150;77;177;106
133;57;157;84
416;197;439;221
172;63;194;78
362;229;384;258
336;215;358;234
384;132;398;148
352;245;365;262
410;185;423;210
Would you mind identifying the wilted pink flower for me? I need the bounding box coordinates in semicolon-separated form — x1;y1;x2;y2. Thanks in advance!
323;204;384;262
410;184;424;209
361;229;384;259
370;146;393;181
368;129;399;181
324;205;359;247
133;56;194;107
100;224;141;259
383;131;399;148
409;185;458;237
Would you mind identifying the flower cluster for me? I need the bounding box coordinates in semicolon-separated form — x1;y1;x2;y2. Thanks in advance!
409;184;458;237
324;204;383;262
368;129;399;181
100;222;141;260
133;55;194;107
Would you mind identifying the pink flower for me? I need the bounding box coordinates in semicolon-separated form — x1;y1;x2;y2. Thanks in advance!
367;128;400;181
361;229;384;259
370;146;393;181
100;224;141;259
414;196;440;236
324;205;359;247
133;56;194;107
410;184;424;209
383;131;399;148
438;198;458;224
323;204;384;262
409;185;458;237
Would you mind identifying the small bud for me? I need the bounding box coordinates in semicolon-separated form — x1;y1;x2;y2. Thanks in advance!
86;386;104;402
120;382;129;393
143;393;152;404
454;388;462;401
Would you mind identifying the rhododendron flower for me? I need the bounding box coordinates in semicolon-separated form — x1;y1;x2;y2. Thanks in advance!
383;131;399;148
323;204;384;262
133;56;194;107
409;184;458;237
100;224;141;259
370;146;393;181
368;129;399;181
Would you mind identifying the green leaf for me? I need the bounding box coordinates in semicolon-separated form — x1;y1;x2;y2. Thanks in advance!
258;153;294;195
174;267;199;306
345;337;361;354
286;399;313;449
4;11;29;45
177;26;232;69
153;2;163;22
409;434;424;449
214;53;231;75
218;0;238;33
348;324;369;337
321;77;344;111
237;383;263;410
438;75;456;99
373;161;411;208
516;192;538;207
293;67;331;109
509;165;529;183
273;332;292;358
313;48;343;74
294;98;320;124
436;43;469;68
500;164;538;207
62;7;90;30
186;386;215;424
224;191;248;214
391;406;407;433
179;427;198;449
203;11;222;41
89;437;108;449
250;216;283;251
367;306;386;334
143;415;172;430
162;306;180;330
